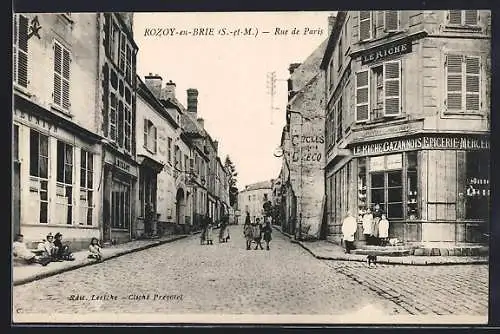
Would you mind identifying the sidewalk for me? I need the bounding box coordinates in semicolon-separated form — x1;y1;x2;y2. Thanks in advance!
273;226;488;266
13;234;191;286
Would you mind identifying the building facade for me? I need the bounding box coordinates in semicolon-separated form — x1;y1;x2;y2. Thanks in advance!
237;180;273;224
321;10;490;245
13;13;103;249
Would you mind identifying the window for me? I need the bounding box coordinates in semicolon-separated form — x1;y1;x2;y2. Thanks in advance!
446;55;481;113
143;119;157;153
465;151;489;220
384;11;399;32
29;130;49;224
53;41;71;110
124;105;132;151
109;93;117;142
359;11;372;41
55;141;73;225
329;59;335;90
167;137;172;163
13;14;29;88
109;79;132;153
119;32;126;72
369;154;403;219
111;180;131;229
13;125;19;161
80;150;94;226
125;46;132;83
174;145;180;168
109;23;120;63
184;155;189;173
358;157;367;214
355;60;402;122
336;97;343;142
448;10;478;26
338;38;343;69
407;151;419;219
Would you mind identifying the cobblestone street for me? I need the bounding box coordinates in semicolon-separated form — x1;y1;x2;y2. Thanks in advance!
13;230;488;319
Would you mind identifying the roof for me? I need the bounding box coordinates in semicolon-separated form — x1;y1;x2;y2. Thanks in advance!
320;11;347;70
242;180;273;191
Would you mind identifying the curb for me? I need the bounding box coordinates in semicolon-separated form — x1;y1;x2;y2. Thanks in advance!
274;226;488;266
13;235;188;286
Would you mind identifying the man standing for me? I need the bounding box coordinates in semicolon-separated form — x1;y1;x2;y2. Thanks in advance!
341;211;357;254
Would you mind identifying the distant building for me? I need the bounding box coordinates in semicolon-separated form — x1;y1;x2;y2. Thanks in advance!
238;180;273;224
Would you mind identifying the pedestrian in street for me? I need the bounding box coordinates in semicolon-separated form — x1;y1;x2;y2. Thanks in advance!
362;209;373;245
12;234;50;266
244;212;251;226
206;218;214;245
262;217;273;251
243;217;253;250
252;218;264;250
53;232;75;261
88;237;102;261
200;216;208;245
378;214;390;246
341;211;357;254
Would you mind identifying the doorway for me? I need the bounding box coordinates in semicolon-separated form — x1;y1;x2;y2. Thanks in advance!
176;188;185;226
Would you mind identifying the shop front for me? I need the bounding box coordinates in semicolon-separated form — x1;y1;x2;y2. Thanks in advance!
102;148;139;245
327;133;489;244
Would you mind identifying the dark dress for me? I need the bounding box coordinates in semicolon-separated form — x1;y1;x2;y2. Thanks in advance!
263;222;272;242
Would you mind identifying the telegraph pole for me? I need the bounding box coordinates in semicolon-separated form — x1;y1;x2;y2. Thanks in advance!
266;71;282;125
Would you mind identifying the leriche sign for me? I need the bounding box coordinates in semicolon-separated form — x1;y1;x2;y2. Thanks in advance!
361;38;413;65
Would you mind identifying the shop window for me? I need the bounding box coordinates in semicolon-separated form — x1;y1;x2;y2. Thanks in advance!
29;130;49;224
53;40;71;111
369;154;403;219
447;10;478;26
143;119;157;153
466;151;489;220
357;157;367;216
56;141;73;225
80;150;94;226
407;151;419;219
13;14;29;88
445;54;481;113
111;180;131;229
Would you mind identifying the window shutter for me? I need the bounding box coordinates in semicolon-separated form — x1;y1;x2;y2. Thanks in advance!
359;11;372;41
385;11;399;32
465;56;480;112
446;55;463;110
355;70;370;121
336;97;343;142
153;126;158;153
449;10;462;25
110;93;117;141
464;10;478;25
383;60;401;116
143;118;148;147
53;42;62;106
119;32;126;71
17;15;29;87
62;48;71;110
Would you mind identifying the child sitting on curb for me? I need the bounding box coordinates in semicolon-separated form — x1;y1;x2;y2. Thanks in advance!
88;237;102;261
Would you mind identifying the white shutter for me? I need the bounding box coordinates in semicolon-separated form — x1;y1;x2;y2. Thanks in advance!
383;60;401;116
355;70;370;122
449;10;462;25
53;42;63;106
446;55;463;110
465;56;480;112
153;125;158;153
109;93;117;141
384;11;399;32
16;15;29;87
143;118;148;148
119;32;126;71
359;11;372;41
62;48;71;110
464;10;478;25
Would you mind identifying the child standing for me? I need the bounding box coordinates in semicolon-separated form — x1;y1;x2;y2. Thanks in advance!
378;214;390;246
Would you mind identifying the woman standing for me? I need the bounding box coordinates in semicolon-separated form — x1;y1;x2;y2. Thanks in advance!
362;209;373;245
243;217;253;250
206;218;214;245
262;217;273;250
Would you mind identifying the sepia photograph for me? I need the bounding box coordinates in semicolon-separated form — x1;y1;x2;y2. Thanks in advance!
11;10;490;325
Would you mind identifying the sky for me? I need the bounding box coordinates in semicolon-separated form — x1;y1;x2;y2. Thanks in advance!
133;12;333;189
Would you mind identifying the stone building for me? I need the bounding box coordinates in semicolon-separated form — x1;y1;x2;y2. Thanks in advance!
237;180;273;224
320;11;490;245
13;13;104;249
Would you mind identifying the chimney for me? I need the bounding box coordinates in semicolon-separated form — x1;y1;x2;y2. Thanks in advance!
161;80;176;100
288;63;301;75
187;88;199;115
197;118;204;129
328;14;337;35
144;73;163;100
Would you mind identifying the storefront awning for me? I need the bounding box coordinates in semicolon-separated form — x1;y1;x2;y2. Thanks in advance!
136;155;165;174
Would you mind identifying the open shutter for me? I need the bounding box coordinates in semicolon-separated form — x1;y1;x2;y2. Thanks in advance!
143;118;148;148
465;56;480;112
355;70;370;121
446;55;463;111
153;125;158;153
17;15;29;87
336;97;343;142
62;48;71;110
119;32;126;71
359;11;372;41
464;10;478;25
448;10;462;25
53;42;63;106
385;11;399;32
384;60;401;116
110;93;117;141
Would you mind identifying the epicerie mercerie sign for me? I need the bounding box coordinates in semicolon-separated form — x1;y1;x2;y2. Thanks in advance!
361;38;412;65
353;135;489;156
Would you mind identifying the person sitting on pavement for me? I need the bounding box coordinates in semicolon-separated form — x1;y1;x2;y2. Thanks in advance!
37;233;60;261
341;211;357;254
53;233;75;261
252;218;264;250
88;237;102;261
13;234;51;266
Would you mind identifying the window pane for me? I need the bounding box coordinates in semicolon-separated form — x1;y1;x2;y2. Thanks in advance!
57;142;64;182
388;203;403;219
65;164;72;183
371;173;384;188
388;187;402;202
87;171;93;189
388;171;402;186
40;202;48;223
88;154;93;171
40;190;48;201
30;131;39;176
80;168;86;187
65;144;73;164
371;189;384;204
81;150;87;167
40;157;48;179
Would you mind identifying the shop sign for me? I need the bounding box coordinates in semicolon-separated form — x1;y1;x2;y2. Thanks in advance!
114;157;131;172
14;109;58;132
353;135;489;156
361;38;412;65
386;153;403;169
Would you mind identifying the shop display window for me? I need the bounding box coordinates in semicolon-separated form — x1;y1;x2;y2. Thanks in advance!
466;151;489;220
358;157;367;216
407;151;418;219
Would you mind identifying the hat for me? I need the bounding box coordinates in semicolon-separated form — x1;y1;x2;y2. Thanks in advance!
55;232;62;238
46;233;54;239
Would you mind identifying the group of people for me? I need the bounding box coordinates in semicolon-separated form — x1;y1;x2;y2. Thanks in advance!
200;215;230;245
341;204;390;253
13;233;104;266
13;232;75;266
243;212;272;251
